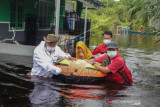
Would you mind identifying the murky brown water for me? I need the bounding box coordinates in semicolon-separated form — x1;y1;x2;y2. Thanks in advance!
0;34;160;107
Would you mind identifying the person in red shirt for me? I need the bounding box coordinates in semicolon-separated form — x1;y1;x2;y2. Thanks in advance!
85;42;133;85
91;30;113;55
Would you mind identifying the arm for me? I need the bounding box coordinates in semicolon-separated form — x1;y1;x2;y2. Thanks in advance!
84;59;110;73
93;54;108;63
93;62;110;73
96;59;124;74
91;44;106;55
57;46;71;59
34;51;61;75
56;46;77;61
91;47;100;55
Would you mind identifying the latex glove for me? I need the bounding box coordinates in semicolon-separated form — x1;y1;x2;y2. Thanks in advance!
54;66;62;75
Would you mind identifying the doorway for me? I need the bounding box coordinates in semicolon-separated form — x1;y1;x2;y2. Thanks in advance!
25;15;37;45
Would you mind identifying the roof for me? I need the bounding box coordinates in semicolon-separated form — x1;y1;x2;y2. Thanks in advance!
77;0;106;9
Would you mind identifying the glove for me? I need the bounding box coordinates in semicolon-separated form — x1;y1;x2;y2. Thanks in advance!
54;66;62;75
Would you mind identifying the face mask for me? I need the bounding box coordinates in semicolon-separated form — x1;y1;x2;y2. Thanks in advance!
103;39;111;44
46;46;55;52
107;51;117;58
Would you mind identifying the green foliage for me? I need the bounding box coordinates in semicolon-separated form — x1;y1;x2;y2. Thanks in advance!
130;0;160;31
83;0;134;39
82;0;160;42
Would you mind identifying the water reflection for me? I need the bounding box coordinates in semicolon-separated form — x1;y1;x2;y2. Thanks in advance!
59;83;128;107
0;60;33;106
0;34;160;106
29;78;61;107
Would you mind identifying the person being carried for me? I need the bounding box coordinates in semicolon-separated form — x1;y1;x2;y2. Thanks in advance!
31;34;71;78
85;42;133;84
70;41;93;59
91;30;113;55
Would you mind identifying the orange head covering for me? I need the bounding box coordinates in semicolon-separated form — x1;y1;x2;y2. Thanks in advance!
76;41;93;59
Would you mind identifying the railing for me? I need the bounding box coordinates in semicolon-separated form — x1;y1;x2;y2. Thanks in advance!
63;17;91;36
0;28;21;45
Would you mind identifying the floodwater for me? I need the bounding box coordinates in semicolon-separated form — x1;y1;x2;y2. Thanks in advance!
0;34;160;107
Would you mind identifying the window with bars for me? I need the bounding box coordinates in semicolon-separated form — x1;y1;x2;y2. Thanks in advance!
10;0;23;29
39;0;52;29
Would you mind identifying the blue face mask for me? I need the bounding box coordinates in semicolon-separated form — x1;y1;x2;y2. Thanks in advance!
103;39;111;44
107;51;117;58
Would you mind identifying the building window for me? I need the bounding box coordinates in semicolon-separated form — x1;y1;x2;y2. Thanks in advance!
39;0;52;29
10;0;23;29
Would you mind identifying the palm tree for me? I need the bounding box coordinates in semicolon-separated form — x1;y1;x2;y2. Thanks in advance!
130;0;160;32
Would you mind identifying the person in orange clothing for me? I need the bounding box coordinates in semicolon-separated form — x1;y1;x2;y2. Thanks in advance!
70;41;93;59
91;30;113;55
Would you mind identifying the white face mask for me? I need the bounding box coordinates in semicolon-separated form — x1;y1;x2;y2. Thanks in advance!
107;51;117;58
46;46;55;52
103;39;111;44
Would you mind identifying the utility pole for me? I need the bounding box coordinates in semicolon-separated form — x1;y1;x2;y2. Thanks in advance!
55;0;60;37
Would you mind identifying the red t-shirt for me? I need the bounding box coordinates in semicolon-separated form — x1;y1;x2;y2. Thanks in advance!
91;43;107;55
107;54;133;84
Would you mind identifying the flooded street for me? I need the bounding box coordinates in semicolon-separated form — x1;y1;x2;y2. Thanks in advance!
0;34;160;107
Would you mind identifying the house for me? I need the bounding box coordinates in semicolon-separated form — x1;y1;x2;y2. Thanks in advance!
0;0;105;46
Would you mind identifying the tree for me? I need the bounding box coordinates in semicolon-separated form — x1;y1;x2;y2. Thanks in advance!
130;0;160;31
83;0;134;45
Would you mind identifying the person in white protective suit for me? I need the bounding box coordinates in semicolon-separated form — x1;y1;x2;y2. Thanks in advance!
31;34;71;78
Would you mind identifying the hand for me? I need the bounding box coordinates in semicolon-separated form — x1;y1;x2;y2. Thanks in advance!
67;57;77;61
55;67;62;75
93;55;98;59
84;59;93;64
79;52;85;59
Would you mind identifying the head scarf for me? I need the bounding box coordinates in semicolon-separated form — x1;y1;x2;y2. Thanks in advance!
76;41;93;59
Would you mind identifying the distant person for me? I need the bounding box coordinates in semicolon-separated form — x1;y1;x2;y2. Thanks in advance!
85;42;133;84
31;34;71;78
91;30;113;55
65;37;72;52
138;25;143;32
70;41;93;59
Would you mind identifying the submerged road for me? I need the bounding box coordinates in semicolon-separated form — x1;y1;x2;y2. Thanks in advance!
0;34;160;107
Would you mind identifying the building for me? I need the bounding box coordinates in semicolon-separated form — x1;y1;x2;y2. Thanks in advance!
0;0;105;46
